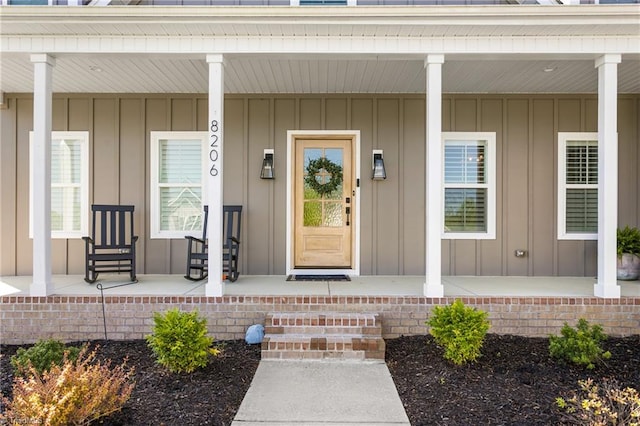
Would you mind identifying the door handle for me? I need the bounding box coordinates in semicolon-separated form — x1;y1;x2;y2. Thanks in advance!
345;206;351;226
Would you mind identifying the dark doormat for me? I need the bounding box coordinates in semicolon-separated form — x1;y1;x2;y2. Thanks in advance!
286;274;351;282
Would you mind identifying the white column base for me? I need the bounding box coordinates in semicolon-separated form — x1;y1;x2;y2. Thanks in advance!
206;280;225;298
594;282;620;299
424;281;444;298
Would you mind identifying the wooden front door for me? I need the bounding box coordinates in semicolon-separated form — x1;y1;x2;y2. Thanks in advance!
294;138;354;268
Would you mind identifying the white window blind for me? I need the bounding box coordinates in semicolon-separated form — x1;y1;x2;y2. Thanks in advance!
442;133;496;240
29;131;89;239
558;133;598;239
151;132;208;239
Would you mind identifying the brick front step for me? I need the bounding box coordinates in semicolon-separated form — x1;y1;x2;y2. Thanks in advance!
262;312;385;361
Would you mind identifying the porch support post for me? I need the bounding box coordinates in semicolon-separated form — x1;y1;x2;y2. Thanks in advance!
206;54;225;298
424;54;445;298
30;54;55;297
594;54;621;298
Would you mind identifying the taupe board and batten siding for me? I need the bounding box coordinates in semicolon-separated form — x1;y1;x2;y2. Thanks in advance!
1;94;638;277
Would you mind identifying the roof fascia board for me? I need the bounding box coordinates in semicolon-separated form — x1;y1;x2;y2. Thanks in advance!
1;4;639;26
3;35;638;56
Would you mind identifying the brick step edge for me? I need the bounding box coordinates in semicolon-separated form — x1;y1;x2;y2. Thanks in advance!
264;325;382;336
262;335;385;352
265;313;381;328
261;350;385;361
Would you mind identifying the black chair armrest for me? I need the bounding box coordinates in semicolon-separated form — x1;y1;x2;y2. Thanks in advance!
186;235;206;245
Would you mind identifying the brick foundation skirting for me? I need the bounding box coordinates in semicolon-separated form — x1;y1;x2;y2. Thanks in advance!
1;295;639;344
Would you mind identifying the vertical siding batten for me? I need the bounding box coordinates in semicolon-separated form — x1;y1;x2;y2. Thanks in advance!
144;98;169;273
268;97;275;275
119;97;145;275
531;98;555;276
505;99;529;276
397;98;405;274
0;97;18;275
479;98;503;276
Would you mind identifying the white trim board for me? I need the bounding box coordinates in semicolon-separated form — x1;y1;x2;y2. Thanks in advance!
286;130;361;277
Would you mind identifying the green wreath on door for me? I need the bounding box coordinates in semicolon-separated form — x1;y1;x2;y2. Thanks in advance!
305;158;343;197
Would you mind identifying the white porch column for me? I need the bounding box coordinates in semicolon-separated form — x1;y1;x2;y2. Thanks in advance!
30;54;55;297
206;54;225;298
424;54;445;298
594;54;621;298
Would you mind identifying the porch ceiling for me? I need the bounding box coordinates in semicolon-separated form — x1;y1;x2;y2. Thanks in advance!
1;5;639;95
2;54;640;94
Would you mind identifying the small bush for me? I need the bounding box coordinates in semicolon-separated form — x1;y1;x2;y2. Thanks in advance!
146;308;217;373
549;318;611;370
556;378;640;425
617;226;640;257
10;338;81;377
426;299;491;365
0;346;134;426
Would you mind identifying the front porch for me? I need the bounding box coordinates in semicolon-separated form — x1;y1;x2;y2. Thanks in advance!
2;274;640;298
1;275;638;345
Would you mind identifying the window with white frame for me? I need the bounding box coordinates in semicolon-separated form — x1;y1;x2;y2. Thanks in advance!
29;131;89;239
442;132;496;239
558;132;598;240
150;131;208;239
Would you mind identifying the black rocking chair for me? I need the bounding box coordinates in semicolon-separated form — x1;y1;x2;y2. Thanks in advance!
83;204;138;284
185;205;242;282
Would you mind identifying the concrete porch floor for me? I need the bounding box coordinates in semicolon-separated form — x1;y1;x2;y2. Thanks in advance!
1;274;639;298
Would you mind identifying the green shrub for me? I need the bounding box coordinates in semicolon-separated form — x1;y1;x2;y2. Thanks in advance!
10;339;81;377
426;299;491;365
146;308;217;373
1;346;134;426
556;378;639;425
548;318;611;370
617;226;640;257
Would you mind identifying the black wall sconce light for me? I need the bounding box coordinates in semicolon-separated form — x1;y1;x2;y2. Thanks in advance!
372;149;386;180
260;149;274;179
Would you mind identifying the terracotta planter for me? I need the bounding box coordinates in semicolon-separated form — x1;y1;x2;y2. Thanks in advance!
616;253;640;281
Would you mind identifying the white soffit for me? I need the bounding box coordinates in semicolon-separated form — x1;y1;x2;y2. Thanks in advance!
1;55;639;94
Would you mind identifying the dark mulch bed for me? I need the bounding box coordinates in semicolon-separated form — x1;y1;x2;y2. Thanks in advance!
1;340;261;426
2;334;639;425
386;334;640;426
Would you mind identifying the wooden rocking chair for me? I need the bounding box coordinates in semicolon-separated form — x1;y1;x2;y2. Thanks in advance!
83;204;138;284
185;205;242;282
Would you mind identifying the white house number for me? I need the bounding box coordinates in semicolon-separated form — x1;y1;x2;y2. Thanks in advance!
209;119;220;177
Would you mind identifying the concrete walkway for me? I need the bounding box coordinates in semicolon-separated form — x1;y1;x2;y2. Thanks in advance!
231;360;411;425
